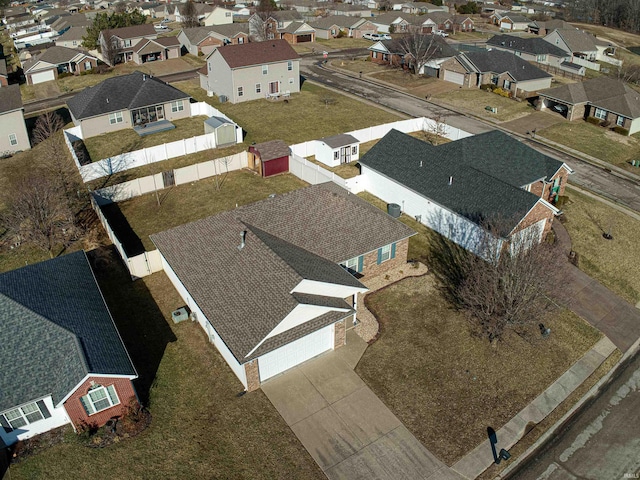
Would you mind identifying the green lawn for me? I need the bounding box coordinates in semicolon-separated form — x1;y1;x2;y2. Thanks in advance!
537;121;640;169
315;37;373;49
433;89;535;122
83;116;210;161
102;170;308;251
6;253;324;480
562;188;640;304
357;275;602;465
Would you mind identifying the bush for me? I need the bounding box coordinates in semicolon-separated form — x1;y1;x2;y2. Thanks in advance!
612;126;629;135
480;83;493;91
600;120;611;128
586;116;601;125
336;29;346;38
555;195;570;209
493;87;511;98
57;72;73;79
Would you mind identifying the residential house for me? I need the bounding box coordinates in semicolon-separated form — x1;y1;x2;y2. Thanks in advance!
247;140;290;177
0;251;138;446
543;28;616;67
359;129;571;258
233;5;253;18
150;183;415;391
178;24;249;56
0;59;8;87
528;19;572;36
371;12;411;34
372;0;406;11
67;71;192;138
440;50;552;95
167;2;214;23
99;24;156;65
279;21;316;44
327;4;372;17
486;34;583;75
315;134;359;167
54;26;88;48
23;46;98;85
0;85;30;154
202;6;234;26
441;14;475;33
369;35;457;76
50;13;91;34
249;10;305;41
310;15;377;39
289;0;321;14
199;40;300;103
401;2;448;14
136;3;163;18
4;11;36;30
490;11;530;31
538;77;640;135
130;37;181;64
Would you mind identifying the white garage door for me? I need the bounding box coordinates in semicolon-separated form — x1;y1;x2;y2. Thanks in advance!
444;70;464;86
259;324;334;381
30;70;56;84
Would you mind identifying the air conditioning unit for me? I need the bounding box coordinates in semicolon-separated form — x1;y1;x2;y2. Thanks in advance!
190;311;198;322
171;307;189;323
219;95;228;103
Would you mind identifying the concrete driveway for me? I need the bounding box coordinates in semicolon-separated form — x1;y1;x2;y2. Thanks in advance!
262;330;462;480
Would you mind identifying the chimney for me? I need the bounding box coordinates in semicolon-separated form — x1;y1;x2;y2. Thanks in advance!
449;176;453;186
238;230;247;250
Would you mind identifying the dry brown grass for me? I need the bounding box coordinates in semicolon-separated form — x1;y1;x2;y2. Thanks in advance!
433;89;535;122
357;275;603;465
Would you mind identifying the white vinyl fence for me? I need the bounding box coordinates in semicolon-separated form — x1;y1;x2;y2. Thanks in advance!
64;102;243;183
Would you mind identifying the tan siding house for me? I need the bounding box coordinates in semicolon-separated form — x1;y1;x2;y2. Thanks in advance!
0;85;30;154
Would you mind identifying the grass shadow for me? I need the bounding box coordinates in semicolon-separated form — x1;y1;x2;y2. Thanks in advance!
87;246;177;407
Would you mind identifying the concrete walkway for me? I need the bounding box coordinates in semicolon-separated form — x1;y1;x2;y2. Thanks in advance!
262;329;463;480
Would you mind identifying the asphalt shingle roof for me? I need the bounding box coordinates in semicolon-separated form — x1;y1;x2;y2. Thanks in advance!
67;71;190;120
359;129;564;234
319;134;359;149
32;46;92;66
252;140;290;162
0;251;136;411
0;84;23;114
105;23;156;40
55;25;88;42
487;34;569;57
549;28;598;53
461;50;551;81
215;40;299;69
310;14;364;30
150;183;414;363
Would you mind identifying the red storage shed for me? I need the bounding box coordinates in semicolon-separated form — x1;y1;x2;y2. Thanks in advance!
248;140;290;178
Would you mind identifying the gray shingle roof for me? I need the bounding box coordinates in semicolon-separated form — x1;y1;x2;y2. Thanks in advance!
487;34;568;57
310;14;364;30
0;84;23;114
252;140;290;162
104;23;156;40
0;251;136;411
461;50;552;81
180;25;220;44
503;13;530;23
550;28;598;53
55;25;88;42
359;129;563;234
150;183;414;363
67;71;190;120
319;133;359;149
32;46;93;67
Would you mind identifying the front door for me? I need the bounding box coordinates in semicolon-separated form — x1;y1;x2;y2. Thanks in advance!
340;146;351;164
156;105;165;121
269;81;279;94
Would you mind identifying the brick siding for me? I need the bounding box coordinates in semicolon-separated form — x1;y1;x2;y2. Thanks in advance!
63;376;137;430
334;319;346;349
245;360;260;392
514;200;555;237
361;238;410;280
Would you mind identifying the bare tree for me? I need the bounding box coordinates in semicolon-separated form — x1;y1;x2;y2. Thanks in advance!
101;30;120;66
1;175;75;258
250;0;277;41
32;111;65;145
398;33;447;76
181;0;200;29
423;114;448;145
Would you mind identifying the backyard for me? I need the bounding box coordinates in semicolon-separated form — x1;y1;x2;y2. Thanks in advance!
5;252;324;480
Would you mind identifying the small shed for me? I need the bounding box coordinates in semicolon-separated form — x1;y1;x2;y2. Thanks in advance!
248;140;290;177
316;133;360;168
204;116;237;147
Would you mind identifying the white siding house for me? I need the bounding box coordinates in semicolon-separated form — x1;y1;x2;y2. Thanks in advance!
315;134;360;167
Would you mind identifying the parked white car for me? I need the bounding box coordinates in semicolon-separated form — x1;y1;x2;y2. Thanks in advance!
435;30;449;37
364;33;392;41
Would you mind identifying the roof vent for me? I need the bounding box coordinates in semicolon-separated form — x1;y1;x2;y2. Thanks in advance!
419;160;423;167
106;98;109;103
238;230;247;250
449;176;453;186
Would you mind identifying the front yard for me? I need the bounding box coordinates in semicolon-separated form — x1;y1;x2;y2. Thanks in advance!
562;188;640;304
537;121;640;169
6;253;324;480
433;89;536;122
356;275;603;465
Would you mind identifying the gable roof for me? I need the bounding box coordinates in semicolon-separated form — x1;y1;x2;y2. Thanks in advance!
55;25;88;42
280;21;315;34
269;10;303;22
30;46;94;67
67;71;190;120
180;24;249;45
103;23;156;40
151;183;414;363
310;14;365;30
530;19;571;30
251;140;290;161
0;84;23;114
502;13;530;23
548;28;598;52
214;40;299;68
319;133;359;148
0;251;136;411
359;129;564;234
460;50;551;81
487;34;569;57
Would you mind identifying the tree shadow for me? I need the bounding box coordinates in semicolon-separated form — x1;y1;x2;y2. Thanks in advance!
99;202;146;257
87;246;177;407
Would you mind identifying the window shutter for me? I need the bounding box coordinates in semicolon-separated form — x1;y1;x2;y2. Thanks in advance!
106;385;120;406
36;400;51;419
0;415;12;433
357;255;363;273
391;243;396;259
376;248;382;265
80;395;94;415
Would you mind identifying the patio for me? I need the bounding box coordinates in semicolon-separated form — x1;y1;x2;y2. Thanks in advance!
134;120;175;137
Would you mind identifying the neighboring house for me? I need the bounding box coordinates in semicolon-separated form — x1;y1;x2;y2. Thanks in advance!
199;40;300;104
178;24;249;56
401;2;448;14
538;77;640;135
490;11;530;31
371;13;411;34
359;129;571;258
50;13;91;34
440;50;552;95
150;183;415;391
67;71;192;138
202;6;234;26
98;23;157;65
279;21;316;44
0;84;30;154
369;35;457;76
327;4;372;17
248;140;290;177
129;37;181;64
310;15;377;39
543;28;616;64
249;10;306;41
23;46;98;85
167;2;213;23
316;134;359;167
0;251;138;446
486;34;583;75
0;59;8;86
528;19;572;36
54;26;88;48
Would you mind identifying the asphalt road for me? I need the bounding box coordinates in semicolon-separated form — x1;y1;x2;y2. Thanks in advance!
509;350;640;480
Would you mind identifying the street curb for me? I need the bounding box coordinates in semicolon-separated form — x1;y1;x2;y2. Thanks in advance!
495;335;640;479
565;185;640;222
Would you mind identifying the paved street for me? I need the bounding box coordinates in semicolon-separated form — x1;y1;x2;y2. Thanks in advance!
509;350;640;480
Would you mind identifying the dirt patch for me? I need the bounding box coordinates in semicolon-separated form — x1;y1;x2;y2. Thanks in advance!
603;129;637;146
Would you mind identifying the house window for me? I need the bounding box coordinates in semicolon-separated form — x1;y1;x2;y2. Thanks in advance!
255;83;261;94
262;65;268;75
80;385;120;415
616;116;625;127
267;33;275;40
491;75;499;85
515;51;521;56
341;256;362;274
238;37;244;44
108;111;123;124
379;244;391;263
238;86;243;97
594;107;606;120
124;39;131;48
372;52;378;59
171;100;184;112
1;401;49;431
352;146;357;155
225;12;231;16
536;54;547;62
503;79;511;90
334;151;340;160
287;60;293;71
84;61;92;70
72;40;77;46
8;133;17;146
288;77;294;84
